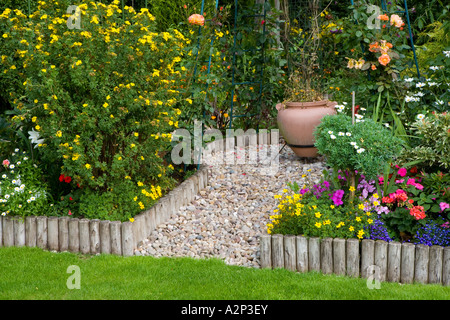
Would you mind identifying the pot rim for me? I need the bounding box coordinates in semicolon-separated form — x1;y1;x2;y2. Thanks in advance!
278;100;338;109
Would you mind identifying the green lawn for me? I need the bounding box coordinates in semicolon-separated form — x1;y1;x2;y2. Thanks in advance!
0;246;449;300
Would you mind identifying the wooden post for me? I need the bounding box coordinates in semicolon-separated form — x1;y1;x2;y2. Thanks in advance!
400;242;415;284
110;221;122;255
68;218;80;253
296;235;309;273
361;239;375;279
3;216;14;247
387;241;401;282
333;238;346;276
284;235;297;272
443;247;450;286
374;240;388;282
0;216;2;247
259;234;272;269
58;217;69;252
25;216;37;247
414;244;429;284
320;238;333;275
308;237;320;272
13;217;25;247
121;221;134;257
79;218;90;254
36;216;48;249
346;238;360;278
429;245;443;285
47;216;59;251
271;234;284;269
100;220;111;254
89;219;100;254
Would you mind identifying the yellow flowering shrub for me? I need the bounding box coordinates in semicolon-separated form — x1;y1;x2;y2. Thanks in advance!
0;0;189;220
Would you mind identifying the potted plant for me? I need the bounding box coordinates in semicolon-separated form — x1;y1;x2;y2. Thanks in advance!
276;0;337;158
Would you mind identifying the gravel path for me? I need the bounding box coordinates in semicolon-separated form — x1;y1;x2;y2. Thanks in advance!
135;142;327;268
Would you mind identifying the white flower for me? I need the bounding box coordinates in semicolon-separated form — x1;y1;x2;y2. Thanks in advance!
4;194;9;199
27;199;31;203
416;114;425;120
9;164;14;169
357;148;365;153
444;51;450;58
414;91;425;97
346;132;352;136
384;123;390;127
14;187;20;192
429;66;439;71
428;82;438;86
338;132;345;136
343;102;348;105
404;77;414;82
330;134;336;140
435;100;444;105
14;148;19;152
416;82;425;88
350;142;357;146
1;174;5;179
1;212;6;216
328;131;333;134
23;157;28;161
30;197;35;201
28;129;45;148
355;114;364;119
18;204;22;208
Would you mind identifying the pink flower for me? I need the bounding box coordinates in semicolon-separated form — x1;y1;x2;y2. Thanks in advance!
409;205;426;220
390;14;404;28
397;167;407;177
2;159;10;167
68;210;72;216
440;202;450;212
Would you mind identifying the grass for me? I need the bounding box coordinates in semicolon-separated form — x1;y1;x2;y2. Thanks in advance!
0;246;449;300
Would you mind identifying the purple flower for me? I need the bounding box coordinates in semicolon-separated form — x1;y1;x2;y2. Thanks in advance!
300;188;309;195
330;189;344;206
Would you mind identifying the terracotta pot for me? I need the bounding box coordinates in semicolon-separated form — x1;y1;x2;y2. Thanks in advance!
276;100;337;158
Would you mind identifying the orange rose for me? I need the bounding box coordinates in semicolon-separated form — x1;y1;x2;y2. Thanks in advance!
378;53;391;66
369;42;380;52
188;14;205;26
377;14;389;21
371;64;377;70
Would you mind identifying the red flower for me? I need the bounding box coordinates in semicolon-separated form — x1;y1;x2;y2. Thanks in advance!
409;205;426;220
261;20;265;25
69;197;73;201
410;166;417;174
64;176;72;183
59;174;65;182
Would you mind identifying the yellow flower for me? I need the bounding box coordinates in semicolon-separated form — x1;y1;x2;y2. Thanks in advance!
330;205;335;209
75;60;82;66
35;125;41;131
373;201;380;206
349;226;354;232
315;222;322;228
56;130;62;137
368;219;373;224
85;163;91;169
134;132;139;137
315;212;321;218
349;186;356;192
355;217;361;222
358;203;365;210
103;102;109;108
373;193;379;199
129;217;135;222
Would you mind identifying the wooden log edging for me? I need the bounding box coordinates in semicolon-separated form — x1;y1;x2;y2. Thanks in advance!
0;165;210;257
260;234;450;286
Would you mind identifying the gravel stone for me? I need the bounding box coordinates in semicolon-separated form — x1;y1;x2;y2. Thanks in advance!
135;140;326;268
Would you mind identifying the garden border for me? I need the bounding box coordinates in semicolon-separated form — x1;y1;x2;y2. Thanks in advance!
0;130;276;256
259;234;450;286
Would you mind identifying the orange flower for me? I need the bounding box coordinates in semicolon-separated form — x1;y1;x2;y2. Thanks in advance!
371;64;377;71
378;14;389;21
188;14;205;26
369;42;379;52
378;53;391;66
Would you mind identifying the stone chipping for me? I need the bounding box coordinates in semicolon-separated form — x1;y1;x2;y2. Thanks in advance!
135;142;327;268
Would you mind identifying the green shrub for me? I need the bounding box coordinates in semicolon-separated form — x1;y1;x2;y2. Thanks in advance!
314;114;404;181
398;112;450;171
